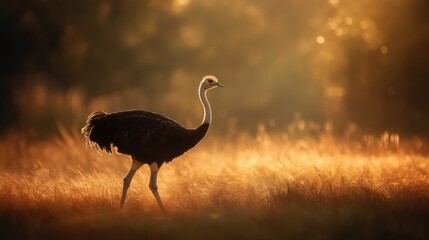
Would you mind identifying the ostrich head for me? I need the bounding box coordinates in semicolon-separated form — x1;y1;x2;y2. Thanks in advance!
201;75;223;90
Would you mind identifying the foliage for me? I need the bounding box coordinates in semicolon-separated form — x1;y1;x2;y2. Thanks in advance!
2;0;429;136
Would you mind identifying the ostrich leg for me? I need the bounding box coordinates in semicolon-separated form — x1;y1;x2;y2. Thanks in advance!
149;162;166;213
120;157;143;209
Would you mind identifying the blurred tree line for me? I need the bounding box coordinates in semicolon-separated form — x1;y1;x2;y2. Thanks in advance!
1;0;428;138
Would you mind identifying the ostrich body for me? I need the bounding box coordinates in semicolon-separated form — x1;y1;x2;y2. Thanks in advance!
82;76;223;211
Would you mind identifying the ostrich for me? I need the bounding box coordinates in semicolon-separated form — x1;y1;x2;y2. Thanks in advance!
82;75;223;212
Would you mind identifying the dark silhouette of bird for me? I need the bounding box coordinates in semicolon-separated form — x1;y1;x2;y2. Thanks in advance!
82;76;223;212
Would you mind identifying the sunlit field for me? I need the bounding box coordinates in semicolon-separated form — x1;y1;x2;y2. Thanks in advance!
0;123;428;240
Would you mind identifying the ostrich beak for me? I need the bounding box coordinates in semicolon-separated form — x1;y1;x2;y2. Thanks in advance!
216;82;224;87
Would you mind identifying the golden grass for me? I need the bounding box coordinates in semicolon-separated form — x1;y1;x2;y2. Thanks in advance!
0;126;428;239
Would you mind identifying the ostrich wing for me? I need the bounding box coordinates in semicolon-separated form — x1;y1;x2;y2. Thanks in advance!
90;110;189;157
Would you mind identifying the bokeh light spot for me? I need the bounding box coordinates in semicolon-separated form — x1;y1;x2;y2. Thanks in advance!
380;46;388;54
172;0;191;13
316;35;325;44
335;28;344;36
359;20;368;29
345;17;353;25
329;0;340;7
326;86;345;97
177;0;190;5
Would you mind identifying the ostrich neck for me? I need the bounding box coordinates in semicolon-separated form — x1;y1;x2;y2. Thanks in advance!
199;87;211;125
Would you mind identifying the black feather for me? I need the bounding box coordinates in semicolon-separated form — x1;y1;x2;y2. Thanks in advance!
82;110;209;165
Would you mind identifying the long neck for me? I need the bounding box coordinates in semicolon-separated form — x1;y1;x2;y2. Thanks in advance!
199;86;211;125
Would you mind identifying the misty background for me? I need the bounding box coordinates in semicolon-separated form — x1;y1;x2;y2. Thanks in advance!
1;0;429;138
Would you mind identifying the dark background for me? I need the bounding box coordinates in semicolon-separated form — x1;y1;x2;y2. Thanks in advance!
1;0;429;138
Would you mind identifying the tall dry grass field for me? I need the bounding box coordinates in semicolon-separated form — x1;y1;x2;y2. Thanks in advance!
0;125;428;239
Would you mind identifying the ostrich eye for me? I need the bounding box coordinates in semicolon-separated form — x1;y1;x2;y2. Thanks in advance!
207;79;214;83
